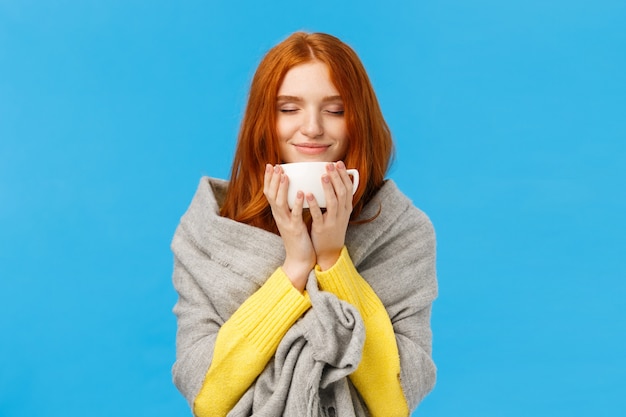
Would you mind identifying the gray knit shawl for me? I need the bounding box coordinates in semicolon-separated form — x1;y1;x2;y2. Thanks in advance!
172;177;437;416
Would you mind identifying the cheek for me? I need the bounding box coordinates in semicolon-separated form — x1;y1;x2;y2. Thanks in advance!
276;118;297;142
339;125;350;157
276;119;287;140
341;124;349;141
334;121;349;145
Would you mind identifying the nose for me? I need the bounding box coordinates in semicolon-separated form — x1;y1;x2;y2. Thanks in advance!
300;111;323;138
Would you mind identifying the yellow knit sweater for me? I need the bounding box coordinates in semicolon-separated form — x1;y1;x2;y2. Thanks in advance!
193;247;409;417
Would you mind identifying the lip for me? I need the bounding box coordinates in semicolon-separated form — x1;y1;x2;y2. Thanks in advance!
293;143;331;155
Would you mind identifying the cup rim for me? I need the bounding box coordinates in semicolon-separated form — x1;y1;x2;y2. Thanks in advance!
280;161;334;166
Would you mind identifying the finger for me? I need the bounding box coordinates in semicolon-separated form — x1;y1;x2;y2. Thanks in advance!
307;192;324;224
325;164;348;209
335;160;352;187
263;163;273;195
275;170;290;210
265;166;286;218
320;172;338;213
335;161;354;208
268;165;283;201
291;190;305;220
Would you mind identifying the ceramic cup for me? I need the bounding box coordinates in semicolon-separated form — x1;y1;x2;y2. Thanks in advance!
280;162;359;209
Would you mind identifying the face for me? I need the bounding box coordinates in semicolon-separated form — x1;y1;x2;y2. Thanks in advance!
276;61;348;163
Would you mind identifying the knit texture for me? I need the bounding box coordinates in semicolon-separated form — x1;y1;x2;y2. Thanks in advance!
171;177;438;416
315;247;409;417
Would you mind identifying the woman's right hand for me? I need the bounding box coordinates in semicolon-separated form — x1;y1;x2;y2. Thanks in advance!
263;164;315;292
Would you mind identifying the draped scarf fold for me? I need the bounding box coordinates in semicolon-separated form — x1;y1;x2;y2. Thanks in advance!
228;274;367;417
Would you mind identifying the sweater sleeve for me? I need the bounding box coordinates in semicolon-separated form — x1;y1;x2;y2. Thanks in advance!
192;268;311;417
315;247;410;417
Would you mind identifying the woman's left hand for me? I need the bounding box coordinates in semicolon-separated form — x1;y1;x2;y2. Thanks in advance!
308;161;354;270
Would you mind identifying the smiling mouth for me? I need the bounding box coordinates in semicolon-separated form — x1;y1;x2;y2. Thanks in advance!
294;144;330;155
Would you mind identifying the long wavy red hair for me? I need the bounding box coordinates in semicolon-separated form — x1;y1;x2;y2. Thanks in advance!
220;32;394;233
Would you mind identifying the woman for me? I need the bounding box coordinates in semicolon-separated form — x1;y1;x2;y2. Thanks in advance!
171;32;437;417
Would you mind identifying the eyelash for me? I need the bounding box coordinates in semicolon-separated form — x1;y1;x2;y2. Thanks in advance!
278;108;344;115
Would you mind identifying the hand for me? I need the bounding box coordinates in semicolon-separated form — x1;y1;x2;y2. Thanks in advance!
307;161;354;270
263;164;315;291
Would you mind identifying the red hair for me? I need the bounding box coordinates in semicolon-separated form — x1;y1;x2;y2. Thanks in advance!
220;32;394;232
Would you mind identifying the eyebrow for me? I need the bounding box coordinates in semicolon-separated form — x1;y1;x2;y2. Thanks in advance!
276;95;343;103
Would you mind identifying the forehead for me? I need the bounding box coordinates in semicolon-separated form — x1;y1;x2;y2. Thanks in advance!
278;61;339;96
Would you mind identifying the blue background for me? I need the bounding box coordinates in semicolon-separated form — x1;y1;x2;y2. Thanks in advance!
1;1;624;416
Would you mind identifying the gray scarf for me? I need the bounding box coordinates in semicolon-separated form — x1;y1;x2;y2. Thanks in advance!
172;177;437;416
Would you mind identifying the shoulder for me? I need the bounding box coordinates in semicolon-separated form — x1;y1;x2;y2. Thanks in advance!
171;176;228;252
177;177;227;226
347;180;435;264
365;180;434;232
188;176;228;212
347;180;437;304
172;177;285;279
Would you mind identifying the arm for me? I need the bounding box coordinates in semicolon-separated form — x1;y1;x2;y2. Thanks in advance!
192;268;311;416
172;165;320;417
305;163;413;415
172;255;311;417
315;247;410;417
313;183;438;415
346;210;438;412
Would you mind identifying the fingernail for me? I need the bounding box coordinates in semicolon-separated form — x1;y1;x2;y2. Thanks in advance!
322;175;330;183
266;164;272;173
327;163;335;171
336;161;345;169
274;165;281;173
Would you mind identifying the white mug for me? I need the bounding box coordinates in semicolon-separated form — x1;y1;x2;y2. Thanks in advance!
280;162;360;209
